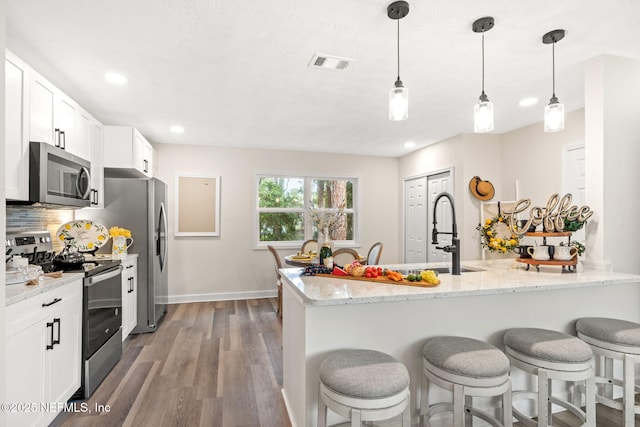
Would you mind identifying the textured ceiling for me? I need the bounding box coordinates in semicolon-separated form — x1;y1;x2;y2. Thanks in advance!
7;0;640;157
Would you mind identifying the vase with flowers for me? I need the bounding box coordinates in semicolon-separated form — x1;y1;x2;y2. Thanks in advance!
110;226;133;258
307;202;345;249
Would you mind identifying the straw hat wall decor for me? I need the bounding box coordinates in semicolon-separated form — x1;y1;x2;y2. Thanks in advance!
469;176;495;201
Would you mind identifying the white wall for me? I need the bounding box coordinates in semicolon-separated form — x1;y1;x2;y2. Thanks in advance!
500;109;585;206
585;55;640;274
1;0;8;419
155;144;399;302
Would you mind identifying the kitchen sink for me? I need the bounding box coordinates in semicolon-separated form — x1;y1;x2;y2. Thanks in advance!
397;266;485;275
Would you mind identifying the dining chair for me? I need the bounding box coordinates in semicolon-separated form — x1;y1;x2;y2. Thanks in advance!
366;242;383;265
267;245;283;320
300;239;318;254
332;247;360;267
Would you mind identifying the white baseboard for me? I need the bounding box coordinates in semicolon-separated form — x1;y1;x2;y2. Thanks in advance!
167;290;277;304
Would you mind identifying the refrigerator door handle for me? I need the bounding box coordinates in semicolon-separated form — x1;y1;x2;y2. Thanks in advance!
158;202;168;272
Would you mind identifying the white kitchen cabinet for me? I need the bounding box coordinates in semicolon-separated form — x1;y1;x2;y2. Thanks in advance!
28;63;90;160
5;51;30;201
89;117;105;208
104;126;153;178
121;256;138;340
5;278;82;427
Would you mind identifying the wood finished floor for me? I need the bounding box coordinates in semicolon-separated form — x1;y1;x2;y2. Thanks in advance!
51;299;291;427
50;298;638;427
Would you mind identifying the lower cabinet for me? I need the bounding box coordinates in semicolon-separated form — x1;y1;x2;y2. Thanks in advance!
5;279;82;427
122;256;138;340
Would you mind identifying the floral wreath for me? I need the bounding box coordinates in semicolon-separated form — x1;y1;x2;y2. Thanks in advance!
477;215;520;253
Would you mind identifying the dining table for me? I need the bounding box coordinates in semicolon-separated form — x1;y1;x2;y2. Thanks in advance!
284;251;366;267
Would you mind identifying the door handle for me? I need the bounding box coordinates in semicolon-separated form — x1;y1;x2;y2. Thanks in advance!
53;318;61;346
46;321;55;350
54;128;61;147
60;130;66;149
143;159;149;173
42;297;62;307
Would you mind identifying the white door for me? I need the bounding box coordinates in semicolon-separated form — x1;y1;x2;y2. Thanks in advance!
564;145;586;242
403;171;452;263
404;176;427;263
427;172;452;262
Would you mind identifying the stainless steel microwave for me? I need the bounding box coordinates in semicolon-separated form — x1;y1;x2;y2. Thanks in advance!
19;141;92;208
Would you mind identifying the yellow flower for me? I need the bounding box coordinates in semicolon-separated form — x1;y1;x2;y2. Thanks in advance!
58;234;65;241
509;239;517;246
498;216;504;222
501;247;507;252
109;226;132;238
87;242;94;249
485;218;492;225
85;223;91;229
97;235;105;241
65;224;71;230
486;230;493;236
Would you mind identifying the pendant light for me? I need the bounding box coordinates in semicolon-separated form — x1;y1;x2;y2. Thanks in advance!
472;17;495;133
543;29;566;132
388;1;409;121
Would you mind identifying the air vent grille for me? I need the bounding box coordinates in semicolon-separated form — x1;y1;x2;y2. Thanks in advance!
309;53;353;70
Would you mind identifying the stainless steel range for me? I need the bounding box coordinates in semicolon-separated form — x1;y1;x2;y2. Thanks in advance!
5;231;123;399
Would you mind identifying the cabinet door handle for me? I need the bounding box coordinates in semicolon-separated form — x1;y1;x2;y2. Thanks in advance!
143;159;149;173
129;277;134;293
53;318;61;346
60;130;66;149
54;128;61;147
42;297;62;307
46;321;55;350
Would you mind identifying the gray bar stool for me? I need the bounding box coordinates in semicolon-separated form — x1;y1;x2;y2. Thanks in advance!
420;336;513;427
576;317;640;426
317;349;411;427
504;328;595;427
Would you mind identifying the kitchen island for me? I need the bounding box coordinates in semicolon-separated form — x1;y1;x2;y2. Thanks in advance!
280;259;640;427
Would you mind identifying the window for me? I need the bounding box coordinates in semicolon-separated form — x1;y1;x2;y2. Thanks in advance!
256;175;357;247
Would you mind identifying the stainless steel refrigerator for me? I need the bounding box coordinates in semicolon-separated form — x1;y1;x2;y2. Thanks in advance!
78;177;168;333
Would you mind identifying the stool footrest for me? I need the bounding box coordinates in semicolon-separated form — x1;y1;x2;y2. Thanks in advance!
511;390;589;426
423;402;505;427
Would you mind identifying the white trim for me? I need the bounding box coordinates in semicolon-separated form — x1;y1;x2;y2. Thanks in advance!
281;388;300;427
167;290;276;304
561;143;585;195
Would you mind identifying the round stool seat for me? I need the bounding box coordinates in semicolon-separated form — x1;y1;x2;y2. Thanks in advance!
576;317;640;352
319;349;409;399
504;327;592;365
423;336;510;379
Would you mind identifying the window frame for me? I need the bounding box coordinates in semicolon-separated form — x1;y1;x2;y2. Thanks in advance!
254;173;359;249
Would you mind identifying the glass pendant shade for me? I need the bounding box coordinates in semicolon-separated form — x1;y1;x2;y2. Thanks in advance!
389;83;408;121
474;99;494;133
544;101;565;132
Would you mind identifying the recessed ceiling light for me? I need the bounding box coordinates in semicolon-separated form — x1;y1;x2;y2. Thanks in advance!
404;141;416;148
104;72;128;85
518;97;538;107
170;125;185;134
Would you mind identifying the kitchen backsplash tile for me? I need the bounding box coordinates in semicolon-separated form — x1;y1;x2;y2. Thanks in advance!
6;208;74;252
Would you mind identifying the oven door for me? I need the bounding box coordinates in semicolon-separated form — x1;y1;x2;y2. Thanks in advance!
83;266;123;358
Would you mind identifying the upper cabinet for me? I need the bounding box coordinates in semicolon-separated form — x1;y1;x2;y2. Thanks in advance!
28;66;90;160
5;51;30;200
5;50;101;202
104;126;154;178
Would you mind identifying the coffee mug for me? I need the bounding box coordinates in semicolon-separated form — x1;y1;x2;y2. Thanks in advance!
553;245;577;261
527;246;550;261
514;245;532;258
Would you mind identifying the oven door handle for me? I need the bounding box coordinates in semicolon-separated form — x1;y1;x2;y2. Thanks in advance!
84;266;123;287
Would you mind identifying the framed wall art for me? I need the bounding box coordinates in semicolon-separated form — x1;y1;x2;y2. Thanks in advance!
175;174;221;237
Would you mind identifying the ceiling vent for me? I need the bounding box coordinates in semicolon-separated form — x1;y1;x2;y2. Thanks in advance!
309;53;353;70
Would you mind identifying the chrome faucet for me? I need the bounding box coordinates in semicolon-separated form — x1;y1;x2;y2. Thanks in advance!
431;192;461;275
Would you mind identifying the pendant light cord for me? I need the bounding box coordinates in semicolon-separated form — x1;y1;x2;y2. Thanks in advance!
397;19;401;80
552;41;556;97
481;30;485;96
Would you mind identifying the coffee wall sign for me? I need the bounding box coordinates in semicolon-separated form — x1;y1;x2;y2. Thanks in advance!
504;193;593;236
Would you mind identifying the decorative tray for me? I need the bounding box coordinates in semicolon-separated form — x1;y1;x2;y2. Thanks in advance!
56;220;110;252
315;274;440;288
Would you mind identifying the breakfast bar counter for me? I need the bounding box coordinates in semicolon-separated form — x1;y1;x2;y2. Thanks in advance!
280;259;640;427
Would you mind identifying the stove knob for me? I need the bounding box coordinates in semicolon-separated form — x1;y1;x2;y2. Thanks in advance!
40;237;46;243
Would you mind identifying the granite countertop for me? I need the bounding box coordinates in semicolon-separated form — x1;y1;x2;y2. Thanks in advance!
6;272;85;306
281;259;640;306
